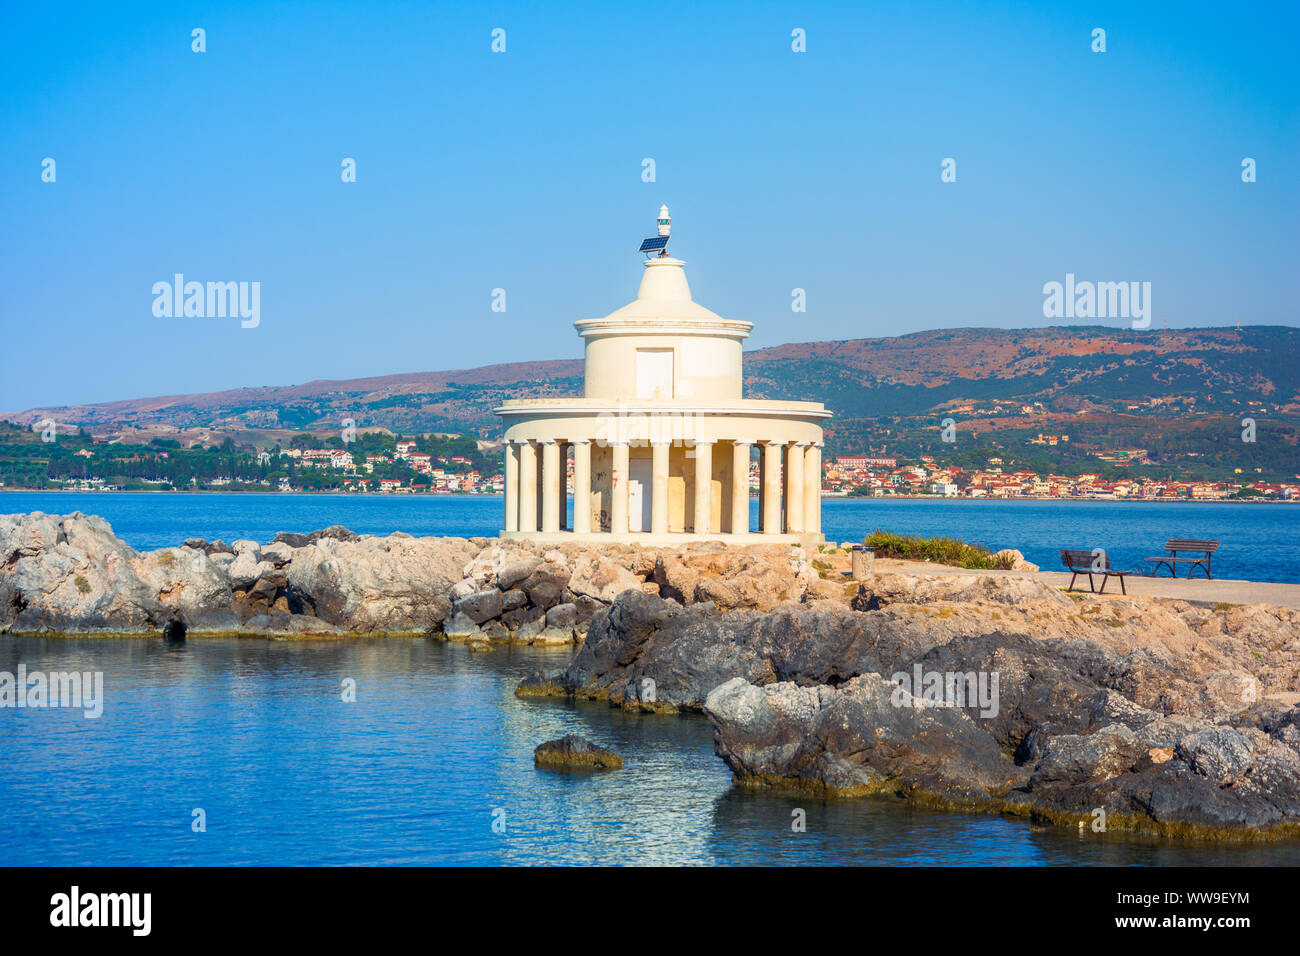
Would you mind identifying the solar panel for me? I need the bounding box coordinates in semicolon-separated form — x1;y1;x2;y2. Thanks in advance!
638;235;669;253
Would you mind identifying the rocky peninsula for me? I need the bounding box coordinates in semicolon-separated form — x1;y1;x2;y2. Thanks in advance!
4;510;1300;842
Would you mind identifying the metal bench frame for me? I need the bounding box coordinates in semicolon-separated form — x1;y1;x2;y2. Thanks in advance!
1060;549;1130;595
1145;539;1219;579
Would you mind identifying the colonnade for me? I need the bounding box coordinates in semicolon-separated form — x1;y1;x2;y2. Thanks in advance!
503;437;822;538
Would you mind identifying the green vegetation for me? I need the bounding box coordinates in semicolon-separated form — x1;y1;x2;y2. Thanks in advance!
0;420;503;491
828;415;1299;484
862;528;1010;570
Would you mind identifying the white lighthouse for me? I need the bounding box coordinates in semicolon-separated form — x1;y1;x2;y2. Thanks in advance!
495;208;830;544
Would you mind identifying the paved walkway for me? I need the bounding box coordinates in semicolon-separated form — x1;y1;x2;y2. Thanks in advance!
873;558;1300;610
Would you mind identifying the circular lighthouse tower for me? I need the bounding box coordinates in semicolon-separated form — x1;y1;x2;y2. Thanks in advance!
495;207;830;544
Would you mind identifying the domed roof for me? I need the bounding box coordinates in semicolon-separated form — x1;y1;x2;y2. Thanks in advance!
575;257;753;337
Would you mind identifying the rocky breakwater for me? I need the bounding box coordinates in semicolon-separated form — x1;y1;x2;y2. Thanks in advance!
0;512;479;636
0;511;814;645
519;571;1300;840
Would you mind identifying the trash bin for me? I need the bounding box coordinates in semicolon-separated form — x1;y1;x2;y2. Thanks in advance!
852;545;875;579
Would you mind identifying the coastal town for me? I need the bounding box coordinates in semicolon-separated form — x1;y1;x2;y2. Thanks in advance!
5;430;1297;501
821;455;1300;501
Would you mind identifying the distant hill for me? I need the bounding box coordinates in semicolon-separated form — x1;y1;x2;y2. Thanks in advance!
5;327;1299;476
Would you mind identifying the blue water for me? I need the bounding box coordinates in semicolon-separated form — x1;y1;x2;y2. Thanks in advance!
3;636;1297;866
3;491;1298;583
4;492;1300;865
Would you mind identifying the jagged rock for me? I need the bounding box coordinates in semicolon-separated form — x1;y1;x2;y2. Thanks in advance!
653;549;810;610
442;612;480;639
260;541;296;568
1177;727;1256;785
462;547;508;589
0;513;159;632
705;676;1027;800
521;566;570;609
498;556;542;590
307;525;358;544
501;588;528;612
454;588;503;624
534;735;623;771
546;602;578;629
228;551;269;590
502;604;545;631
449;578;478;602
513;612;547;641
274;532;309;548
573;594;603;626
568;553;641;604
283;533;477;631
231;539;261;558
1028;724;1144;786
134;546;239;631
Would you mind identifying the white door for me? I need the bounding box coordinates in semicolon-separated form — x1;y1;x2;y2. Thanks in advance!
628;457;652;532
636;349;674;400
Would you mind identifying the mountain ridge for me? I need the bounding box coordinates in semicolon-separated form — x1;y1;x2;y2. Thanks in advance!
6;326;1298;443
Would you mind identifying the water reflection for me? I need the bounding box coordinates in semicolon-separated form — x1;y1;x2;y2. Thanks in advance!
1;636;1297;866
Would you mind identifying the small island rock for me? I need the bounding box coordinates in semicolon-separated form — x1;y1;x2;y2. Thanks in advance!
534;734;623;771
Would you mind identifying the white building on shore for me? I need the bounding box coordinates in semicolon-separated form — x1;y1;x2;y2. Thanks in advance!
495;208;830;545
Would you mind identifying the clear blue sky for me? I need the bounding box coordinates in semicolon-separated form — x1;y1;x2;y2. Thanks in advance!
1;0;1296;411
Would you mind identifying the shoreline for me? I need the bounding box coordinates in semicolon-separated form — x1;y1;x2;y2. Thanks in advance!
5;511;1300;842
1;489;1296;505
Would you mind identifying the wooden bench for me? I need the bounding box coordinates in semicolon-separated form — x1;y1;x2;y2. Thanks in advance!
1145;539;1219;579
1059;549;1131;595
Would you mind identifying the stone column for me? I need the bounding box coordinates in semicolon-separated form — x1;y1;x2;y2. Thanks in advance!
803;442;822;535
559;442;569;532
572;440;592;534
518;440;537;534
541;439;560;533
762;440;784;535
610;441;630;534
786;442;806;533
731;440;752;535
693;440;714;534
504;440;519;533
651;440;670;535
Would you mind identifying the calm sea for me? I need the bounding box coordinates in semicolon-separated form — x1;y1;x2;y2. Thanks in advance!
2;491;1298;583
3;492;1299;866
4;636;1298;867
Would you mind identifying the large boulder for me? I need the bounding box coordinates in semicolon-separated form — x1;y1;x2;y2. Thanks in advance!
454;588;503;625
0;512;162;632
498;555;542;591
520;564;572;609
284;534;478;631
567;553;641;604
653;548;810;610
133;546;240;630
705;675;1028;801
